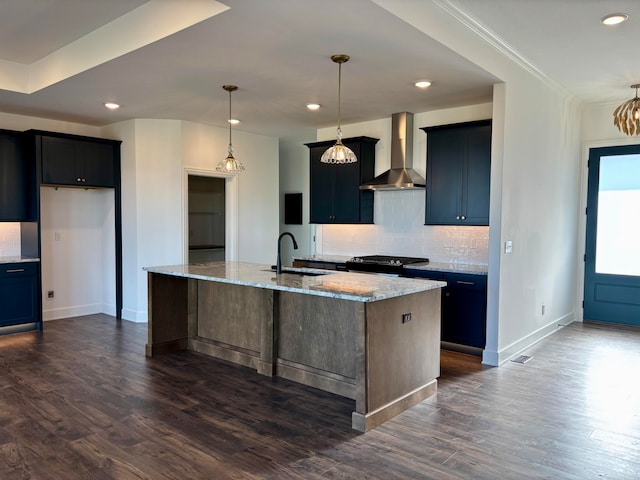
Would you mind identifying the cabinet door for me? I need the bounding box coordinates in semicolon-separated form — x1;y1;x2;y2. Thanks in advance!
308;137;376;224
41;136;80;186
441;273;487;348
461;124;491;225
309;146;336;223
424;121;491;226
0;131;27;221
41;136;116;188
82;141;116;188
0;263;39;327
332;141;366;222
425;129;463;225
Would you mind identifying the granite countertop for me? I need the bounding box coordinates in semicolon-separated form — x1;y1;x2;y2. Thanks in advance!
294;254;488;276
293;254;351;264
144;261;446;302
405;262;488;275
0;256;40;264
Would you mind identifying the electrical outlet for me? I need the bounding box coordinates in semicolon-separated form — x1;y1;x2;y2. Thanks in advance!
402;313;412;323
47;290;55;299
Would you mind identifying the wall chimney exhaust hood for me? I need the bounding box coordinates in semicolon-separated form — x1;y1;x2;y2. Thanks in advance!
360;112;425;190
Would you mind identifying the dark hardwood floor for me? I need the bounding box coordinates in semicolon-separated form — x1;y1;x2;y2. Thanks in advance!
1;315;639;479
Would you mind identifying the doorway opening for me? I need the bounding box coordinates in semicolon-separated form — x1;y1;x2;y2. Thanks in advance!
188;175;225;263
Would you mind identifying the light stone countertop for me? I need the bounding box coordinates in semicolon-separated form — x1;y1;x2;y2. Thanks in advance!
406;262;488;276
144;261;446;302
292;254;351;264
294;254;488;276
0;256;40;264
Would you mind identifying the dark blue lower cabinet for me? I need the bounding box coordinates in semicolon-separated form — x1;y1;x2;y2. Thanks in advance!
406;270;487;350
0;263;39;328
442;273;487;349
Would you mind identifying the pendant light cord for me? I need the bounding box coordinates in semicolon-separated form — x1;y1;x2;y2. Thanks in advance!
228;88;233;152
337;60;342;132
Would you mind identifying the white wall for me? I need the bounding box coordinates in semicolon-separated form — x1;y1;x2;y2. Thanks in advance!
372;0;584;365
278;137;315;265
181;121;279;265
102;119;183;322
39;187;115;320
102;119;279;323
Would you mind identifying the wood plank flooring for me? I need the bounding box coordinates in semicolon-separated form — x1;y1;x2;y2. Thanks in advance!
1;315;640;479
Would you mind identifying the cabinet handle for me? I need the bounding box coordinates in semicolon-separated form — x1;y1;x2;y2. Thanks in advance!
456;215;460;220
461;215;466;220
77;177;82;182
6;268;25;273
456;280;475;285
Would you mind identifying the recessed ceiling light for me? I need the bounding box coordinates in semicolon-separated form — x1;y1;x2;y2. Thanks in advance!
601;13;628;25
415;81;432;89
104;102;120;110
306;103;321;110
228;118;240;125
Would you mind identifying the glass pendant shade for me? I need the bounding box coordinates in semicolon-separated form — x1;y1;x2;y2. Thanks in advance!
216;84;245;173
320;128;357;164
321;54;357;164
217;151;245;173
613;84;640;136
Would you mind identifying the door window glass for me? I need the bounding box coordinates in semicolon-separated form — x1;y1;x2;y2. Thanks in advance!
595;154;640;276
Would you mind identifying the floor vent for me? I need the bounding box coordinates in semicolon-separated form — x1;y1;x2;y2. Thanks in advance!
511;355;533;364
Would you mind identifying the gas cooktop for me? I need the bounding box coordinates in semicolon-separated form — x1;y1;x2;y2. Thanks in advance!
346;255;429;274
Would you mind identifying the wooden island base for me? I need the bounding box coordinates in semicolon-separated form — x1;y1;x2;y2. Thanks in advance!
146;266;442;432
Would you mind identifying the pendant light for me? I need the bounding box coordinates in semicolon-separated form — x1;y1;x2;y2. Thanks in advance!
613;84;640;136
321;54;357;164
216;85;245;173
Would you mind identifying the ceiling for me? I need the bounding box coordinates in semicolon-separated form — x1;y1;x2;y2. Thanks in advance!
0;0;638;139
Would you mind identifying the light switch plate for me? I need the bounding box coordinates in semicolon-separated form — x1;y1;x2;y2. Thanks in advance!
505;240;513;254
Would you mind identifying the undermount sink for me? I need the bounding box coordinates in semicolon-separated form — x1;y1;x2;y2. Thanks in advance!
267;266;328;277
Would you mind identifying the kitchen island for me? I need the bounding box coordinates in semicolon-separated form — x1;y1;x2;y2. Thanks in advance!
144;261;445;431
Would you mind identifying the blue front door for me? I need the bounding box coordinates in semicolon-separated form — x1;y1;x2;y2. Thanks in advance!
584;145;640;326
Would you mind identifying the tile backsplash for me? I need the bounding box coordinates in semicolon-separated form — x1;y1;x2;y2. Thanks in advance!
0;223;21;257
318;190;489;265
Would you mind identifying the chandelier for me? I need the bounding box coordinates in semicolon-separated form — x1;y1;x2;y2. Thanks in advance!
613;84;640;136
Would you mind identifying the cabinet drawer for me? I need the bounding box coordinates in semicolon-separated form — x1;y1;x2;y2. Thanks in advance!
444;273;486;291
0;262;37;278
403;269;446;281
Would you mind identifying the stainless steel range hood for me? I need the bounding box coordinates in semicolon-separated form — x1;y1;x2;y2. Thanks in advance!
360;112;425;190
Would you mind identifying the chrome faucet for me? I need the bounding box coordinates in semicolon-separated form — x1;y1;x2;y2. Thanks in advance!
276;232;298;274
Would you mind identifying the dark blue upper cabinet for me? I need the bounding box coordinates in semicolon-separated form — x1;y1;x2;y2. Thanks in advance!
39;135;117;188
422;120;491;226
0;130;27;222
306;136;378;224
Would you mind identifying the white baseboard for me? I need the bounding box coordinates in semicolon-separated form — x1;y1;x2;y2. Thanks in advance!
482;312;575;366
121;308;148;323
102;302;116;317
43;303;102;321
